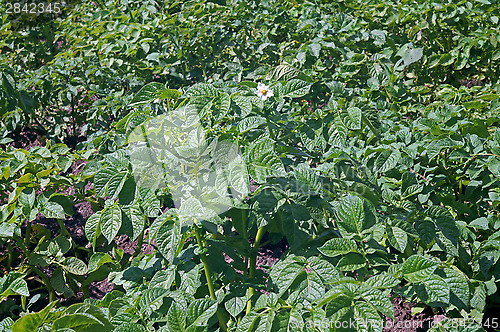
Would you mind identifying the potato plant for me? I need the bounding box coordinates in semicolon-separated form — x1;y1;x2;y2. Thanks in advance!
0;0;499;331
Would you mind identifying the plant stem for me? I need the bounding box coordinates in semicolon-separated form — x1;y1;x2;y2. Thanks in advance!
71;95;76;136
14;236;57;302
82;284;90;299
241;209;247;239
31;266;56;302
57;219;71;238
194;226;228;332
245;226;266;314
267;118;276;141
7;241;12;271
24;220;32;248
132;229;145;259
58;219;80;255
21;296;26;311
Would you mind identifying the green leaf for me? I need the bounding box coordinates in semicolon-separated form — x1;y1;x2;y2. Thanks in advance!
214;92;231;121
375;149;400;173
282;79;312;98
18;173;36;184
179;265;202;296
272;261;303;297
51;268;73;298
280;204;314;251
107;171;129;200
94;168;128;199
359;286;395;319
85;211;101;249
167;302;186;332
388;226;408;253
308;42;321;57
121;204;145;241
0;272;29;299
364;273;399;289
251;189;278;228
12;301;57;332
184;83;218;97
438;54;455;66
334;194;376;237
156;217;183;264
345;107;362;130
266;65;301;81
228;155;250;195
130;82;165;106
469;217;489;230
187;96;213;118
52;313;107;331
325;292;354;316
307;256;341;284
270;310;299;332
139;288;169;314
0;223;19;239
41;202;65;219
237;116;266;133
45;238;68;259
186;299;217;327
110;313;139;325
402;47;423;67
149;267;176;289
224;296;246;318
294;163;323;194
253;311;275;332
114;323;146;332
245;137;285;183
336;253;366;271
88;253;114;273
63;257;88;275
470;283;486;311
415;217;436;245
318;238;358;257
100;205;122;243
158;89;182;100
401;255;439;283
353;301;383;332
328;113;348;147
415;275;450;307
434;216;459;255
439;268;470;310
236;312;259;332
0;317;13;331
231;95;253;117
299;270;326;302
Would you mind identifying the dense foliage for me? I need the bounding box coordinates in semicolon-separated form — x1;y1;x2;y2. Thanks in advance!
0;0;499;331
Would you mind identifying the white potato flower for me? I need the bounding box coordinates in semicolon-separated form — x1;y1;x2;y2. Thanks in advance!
255;82;274;101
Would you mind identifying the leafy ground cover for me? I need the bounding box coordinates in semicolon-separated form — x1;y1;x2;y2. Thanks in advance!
0;0;500;331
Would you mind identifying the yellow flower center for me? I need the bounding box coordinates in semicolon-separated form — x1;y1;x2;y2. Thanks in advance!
261;89;267;95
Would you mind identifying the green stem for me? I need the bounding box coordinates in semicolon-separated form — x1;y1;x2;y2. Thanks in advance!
57;219;71;238
7;241;12;271
246;226;266;314
82;284;90;299
194;226;228;332
241;209;248;239
71;95;76;136
21;296;26;311
31;266;56;302
132;230;145;259
58;219;80;255
14;236;57;302
24;220;32;248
